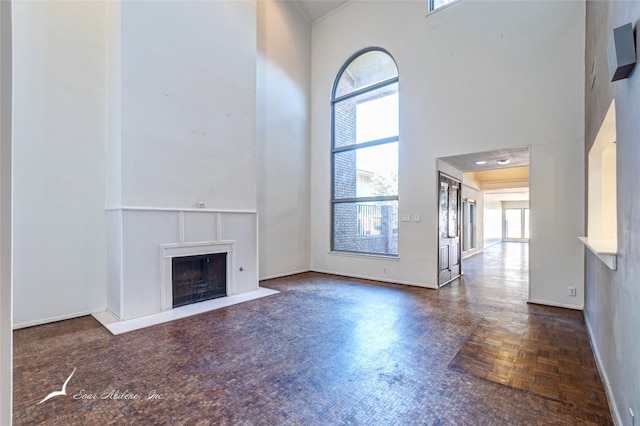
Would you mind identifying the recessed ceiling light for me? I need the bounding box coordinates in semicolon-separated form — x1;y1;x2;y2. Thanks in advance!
496;159;511;165
475;160;487;165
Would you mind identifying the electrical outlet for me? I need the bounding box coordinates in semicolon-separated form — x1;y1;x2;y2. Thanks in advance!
568;287;576;296
196;201;206;208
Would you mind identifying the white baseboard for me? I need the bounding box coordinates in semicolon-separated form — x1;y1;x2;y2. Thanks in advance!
527;298;583;311
462;249;482;260
311;268;438;289
584;315;622;426
259;269;311;281
13;308;106;330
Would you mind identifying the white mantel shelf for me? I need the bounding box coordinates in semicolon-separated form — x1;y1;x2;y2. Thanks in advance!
579;237;617;270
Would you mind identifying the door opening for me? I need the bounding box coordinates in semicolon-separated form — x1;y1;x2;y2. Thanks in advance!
438;172;462;286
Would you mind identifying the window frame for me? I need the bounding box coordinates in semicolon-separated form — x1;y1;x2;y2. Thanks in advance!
330;47;400;256
427;0;462;14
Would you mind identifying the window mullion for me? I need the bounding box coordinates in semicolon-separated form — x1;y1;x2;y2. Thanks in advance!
332;136;399;153
332;77;399;103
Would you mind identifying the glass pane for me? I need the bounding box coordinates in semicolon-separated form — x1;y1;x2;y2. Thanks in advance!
334;142;398;199
505;208;522;239
524;208;530;239
470;204;477;248
463;202;470;251
439;181;449;238
431;0;457;11
334;83;398;148
333;201;398;255
335;50;398;98
448;183;458;237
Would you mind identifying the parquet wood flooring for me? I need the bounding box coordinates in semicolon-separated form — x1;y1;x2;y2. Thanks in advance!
448;313;609;422
13;243;612;425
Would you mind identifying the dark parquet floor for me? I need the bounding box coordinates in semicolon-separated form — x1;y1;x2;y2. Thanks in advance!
13;243;612;425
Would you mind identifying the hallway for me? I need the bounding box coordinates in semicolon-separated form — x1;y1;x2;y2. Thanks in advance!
13;244;611;424
459;242;529;311
450;243;610;420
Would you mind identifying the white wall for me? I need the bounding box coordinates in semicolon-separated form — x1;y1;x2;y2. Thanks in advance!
256;0;311;279
584;1;640;422
106;1;259;320
118;1;257;210
0;0;12;422
12;1;109;327
310;0;585;304
529;140;584;309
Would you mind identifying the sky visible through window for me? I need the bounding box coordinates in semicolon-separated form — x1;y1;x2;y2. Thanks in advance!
355;93;399;176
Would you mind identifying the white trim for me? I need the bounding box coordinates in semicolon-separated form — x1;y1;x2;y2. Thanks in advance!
93;310;120;325
479;179;529;191
527;298;583;311
579;237;617;270
13;308;106;330
291;0;312;25
328;251;400;261
462;248;482;260
93;287;280;335
585;315;622;426
105;206;257;214
178;211;185;244
117;211;124;320
259;269;312;281
216;212;222;242
308;1;353;26
160;241;235;311
312;268;438;289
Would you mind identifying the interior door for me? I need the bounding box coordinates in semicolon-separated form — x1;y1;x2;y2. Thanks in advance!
438;173;461;286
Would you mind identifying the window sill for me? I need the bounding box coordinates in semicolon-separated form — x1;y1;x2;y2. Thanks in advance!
579;237;617;270
329;251;399;261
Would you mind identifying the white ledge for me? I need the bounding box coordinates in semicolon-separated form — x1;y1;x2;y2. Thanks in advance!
329;251;399;261
579;237;617;270
105;206;257;214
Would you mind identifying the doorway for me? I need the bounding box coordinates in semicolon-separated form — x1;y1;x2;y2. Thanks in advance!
438;172;461;286
437;147;530;292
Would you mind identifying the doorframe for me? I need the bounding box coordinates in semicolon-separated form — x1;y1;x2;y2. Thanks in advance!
437;171;462;287
462;198;478;254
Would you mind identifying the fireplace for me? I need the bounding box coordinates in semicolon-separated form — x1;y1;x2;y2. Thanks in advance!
172;253;227;308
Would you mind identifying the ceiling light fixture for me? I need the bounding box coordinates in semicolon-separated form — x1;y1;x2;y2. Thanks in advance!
475;160;487;165
496;159;511;165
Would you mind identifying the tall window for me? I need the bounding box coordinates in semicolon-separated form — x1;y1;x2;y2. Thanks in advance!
331;48;399;256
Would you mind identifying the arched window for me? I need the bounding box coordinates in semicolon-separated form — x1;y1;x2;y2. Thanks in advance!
331;48;399;256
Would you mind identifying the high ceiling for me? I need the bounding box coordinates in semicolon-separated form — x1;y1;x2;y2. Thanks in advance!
294;0;350;24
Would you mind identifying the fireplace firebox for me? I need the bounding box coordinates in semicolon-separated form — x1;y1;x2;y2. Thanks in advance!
172;253;227;308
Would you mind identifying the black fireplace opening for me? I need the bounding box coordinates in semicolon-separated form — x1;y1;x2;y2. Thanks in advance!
172;253;227;308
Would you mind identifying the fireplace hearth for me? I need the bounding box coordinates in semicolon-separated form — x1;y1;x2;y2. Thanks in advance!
172;253;227;308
